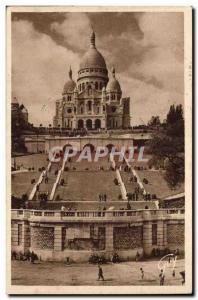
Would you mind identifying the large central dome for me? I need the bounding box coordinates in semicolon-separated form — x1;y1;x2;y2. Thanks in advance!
79;31;107;70
80;48;106;69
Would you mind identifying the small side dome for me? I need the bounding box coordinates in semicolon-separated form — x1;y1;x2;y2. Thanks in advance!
106;67;121;93
12;97;18;104
21;106;28;113
62;67;76;94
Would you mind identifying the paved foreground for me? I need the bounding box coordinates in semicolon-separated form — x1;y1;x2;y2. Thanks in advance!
11;259;184;286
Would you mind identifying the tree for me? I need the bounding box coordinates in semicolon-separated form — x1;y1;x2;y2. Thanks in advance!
148;116;161;127
148;104;184;187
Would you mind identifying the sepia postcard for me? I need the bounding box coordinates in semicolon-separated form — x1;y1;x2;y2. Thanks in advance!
6;6;192;295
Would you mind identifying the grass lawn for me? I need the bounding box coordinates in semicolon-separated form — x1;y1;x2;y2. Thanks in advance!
136;170;184;199
55;170;121;201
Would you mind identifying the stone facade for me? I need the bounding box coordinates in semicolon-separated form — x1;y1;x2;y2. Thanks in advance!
11;209;184;262
53;31;131;130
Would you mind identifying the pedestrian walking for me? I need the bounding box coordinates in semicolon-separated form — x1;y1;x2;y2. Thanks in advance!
98;264;104;281
140;268;144;279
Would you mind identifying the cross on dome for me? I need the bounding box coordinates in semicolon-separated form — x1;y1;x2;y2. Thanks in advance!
111;67;115;77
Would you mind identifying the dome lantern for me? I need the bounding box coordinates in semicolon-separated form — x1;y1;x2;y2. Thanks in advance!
90;30;96;48
62;66;76;95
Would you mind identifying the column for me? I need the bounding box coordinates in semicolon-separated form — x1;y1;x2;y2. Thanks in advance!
11;221;19;248
163;222;167;247
23;221;30;252
54;226;62;251
157;220;164;250
92;101;94;114
143;222;152;256
105;224;113;251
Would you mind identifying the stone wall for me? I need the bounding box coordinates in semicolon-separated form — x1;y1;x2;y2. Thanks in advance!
152;223;157;245
113;226;143;250
167;224;184;247
11;210;185;261
31;226;54;250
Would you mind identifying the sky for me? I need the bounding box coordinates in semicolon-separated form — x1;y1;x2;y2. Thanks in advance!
11;11;184;126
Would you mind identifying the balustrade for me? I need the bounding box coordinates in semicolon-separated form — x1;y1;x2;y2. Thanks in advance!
11;208;184;221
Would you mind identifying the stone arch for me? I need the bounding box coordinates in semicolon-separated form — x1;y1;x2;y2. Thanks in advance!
63;143;74;154
95;119;101;129
106;143;115;153
78;119;84;129
83;143;95;153
86;119;92;129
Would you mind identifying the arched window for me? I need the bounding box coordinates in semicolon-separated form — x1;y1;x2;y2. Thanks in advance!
99;82;103;90
78;119;84;129
88;101;92;111
82;83;85;90
97;106;100;114
86;119;92;130
95;82;98;90
95;119;101;129
111;94;115;100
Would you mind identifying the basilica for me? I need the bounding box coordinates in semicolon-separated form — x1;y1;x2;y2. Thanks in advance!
53;31;131;130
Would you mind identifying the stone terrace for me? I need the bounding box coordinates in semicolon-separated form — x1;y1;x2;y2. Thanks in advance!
27;200;158;210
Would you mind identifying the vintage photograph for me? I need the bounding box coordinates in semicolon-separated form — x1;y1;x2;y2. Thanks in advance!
7;6;192;294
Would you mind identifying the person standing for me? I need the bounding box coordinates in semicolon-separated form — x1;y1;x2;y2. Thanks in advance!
159;269;165;286
98;264;104;281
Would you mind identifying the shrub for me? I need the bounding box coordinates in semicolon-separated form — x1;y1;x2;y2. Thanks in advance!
88;254;107;264
143;178;148;184
21;193;28;202
60;179;65;186
112;253;120;263
55;194;60;201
